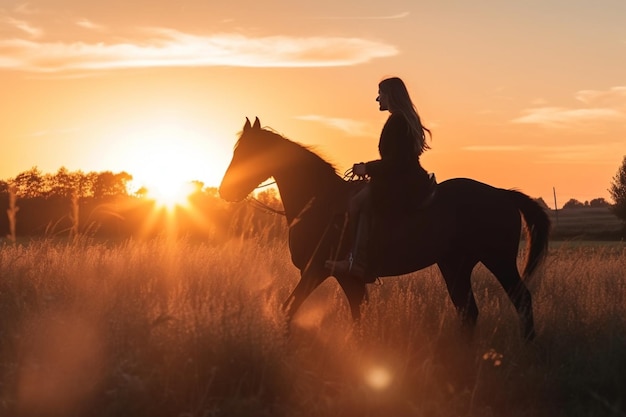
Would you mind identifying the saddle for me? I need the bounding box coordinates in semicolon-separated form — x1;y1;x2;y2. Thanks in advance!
328;173;438;279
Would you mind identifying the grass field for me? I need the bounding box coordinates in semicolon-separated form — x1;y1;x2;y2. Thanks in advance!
549;207;624;240
0;236;625;417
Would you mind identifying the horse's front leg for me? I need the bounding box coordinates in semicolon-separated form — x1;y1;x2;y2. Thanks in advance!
282;269;328;326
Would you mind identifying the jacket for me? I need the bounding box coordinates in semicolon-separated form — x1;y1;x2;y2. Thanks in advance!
365;112;429;214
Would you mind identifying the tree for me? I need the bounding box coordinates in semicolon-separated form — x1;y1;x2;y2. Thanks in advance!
12;167;45;198
589;198;610;208
609;155;626;222
92;171;133;199
563;198;585;209
50;167;80;199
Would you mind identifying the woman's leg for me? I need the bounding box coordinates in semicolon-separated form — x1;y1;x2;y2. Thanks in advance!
326;185;375;282
348;185;371;240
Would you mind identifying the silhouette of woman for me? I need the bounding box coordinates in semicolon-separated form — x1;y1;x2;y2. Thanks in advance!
326;77;432;282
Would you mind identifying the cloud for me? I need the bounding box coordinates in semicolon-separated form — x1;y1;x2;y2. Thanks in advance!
462;143;626;165
462;145;527;152
75;19;105;31
14;3;39;15
318;12;410;20
1;16;43;37
296;115;371;136
574;86;626;105
0;28;398;72
533;143;626;165
511;107;622;127
512;86;626;128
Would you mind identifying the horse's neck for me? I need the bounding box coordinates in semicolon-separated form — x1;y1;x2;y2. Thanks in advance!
271;141;344;223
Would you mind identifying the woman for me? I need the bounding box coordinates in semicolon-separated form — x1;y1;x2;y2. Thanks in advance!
325;76;432;282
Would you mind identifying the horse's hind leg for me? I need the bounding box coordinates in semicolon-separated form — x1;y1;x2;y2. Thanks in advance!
438;259;479;337
483;257;535;341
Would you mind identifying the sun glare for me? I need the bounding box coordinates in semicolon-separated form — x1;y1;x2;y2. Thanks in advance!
145;178;195;209
107;114;226;209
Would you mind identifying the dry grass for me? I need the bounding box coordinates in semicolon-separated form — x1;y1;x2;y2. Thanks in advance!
0;237;625;417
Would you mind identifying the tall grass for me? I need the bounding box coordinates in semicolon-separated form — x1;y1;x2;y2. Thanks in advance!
6;184;18;243
0;237;624;416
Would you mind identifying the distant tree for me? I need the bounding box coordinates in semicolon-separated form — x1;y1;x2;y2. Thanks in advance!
256;188;282;209
12;167;45;198
134;186;149;199
562;198;585;209
609;155;626;222
589;198;611;208
50;167;80;199
203;187;220;199
74;170;94;198
92;171;133;199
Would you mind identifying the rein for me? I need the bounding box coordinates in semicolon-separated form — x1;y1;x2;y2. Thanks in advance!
245;169;361;217
246;180;285;215
255;180;277;189
246;196;286;216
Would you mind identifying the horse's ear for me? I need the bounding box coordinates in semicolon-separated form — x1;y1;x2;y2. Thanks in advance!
243;117;252;131
253;117;261;130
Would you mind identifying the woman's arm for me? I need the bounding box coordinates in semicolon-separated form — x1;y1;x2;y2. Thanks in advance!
365;114;417;178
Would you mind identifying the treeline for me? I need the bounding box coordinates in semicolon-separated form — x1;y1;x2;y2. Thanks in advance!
0;167;287;242
535;197;612;210
561;198;612;209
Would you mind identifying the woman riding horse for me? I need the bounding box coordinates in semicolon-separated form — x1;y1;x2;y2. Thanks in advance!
325;77;433;282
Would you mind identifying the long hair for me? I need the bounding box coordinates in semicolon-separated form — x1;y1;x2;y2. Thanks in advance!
379;77;431;155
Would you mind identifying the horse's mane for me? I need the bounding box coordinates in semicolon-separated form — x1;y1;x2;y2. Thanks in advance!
237;126;340;177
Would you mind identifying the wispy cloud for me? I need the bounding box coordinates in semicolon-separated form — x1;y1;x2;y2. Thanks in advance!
512;87;626;128
534;143;626;165
0;27;398;72
462;143;625;165
511;107;622;127
317;12;410;20
1;16;43;37
296;114;371;136
574;86;626;105
75;19;105;31
462;145;527;152
14;3;38;14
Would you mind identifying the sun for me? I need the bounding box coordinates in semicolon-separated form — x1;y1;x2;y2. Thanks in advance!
97;109;235;208
129;136;200;210
106;115;224;209
144;177;196;209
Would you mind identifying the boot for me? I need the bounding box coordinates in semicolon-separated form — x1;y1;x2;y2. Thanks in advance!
325;213;377;283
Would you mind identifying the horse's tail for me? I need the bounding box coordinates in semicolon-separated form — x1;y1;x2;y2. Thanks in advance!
509;190;551;279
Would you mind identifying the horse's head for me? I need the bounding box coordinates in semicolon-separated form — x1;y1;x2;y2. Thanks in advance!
219;117;277;202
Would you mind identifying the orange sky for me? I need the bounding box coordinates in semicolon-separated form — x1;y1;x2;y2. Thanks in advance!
1;1;625;207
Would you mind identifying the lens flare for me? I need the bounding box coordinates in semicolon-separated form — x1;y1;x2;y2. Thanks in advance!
366;366;392;390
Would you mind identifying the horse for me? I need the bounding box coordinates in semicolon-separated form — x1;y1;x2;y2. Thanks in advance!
219;117;550;340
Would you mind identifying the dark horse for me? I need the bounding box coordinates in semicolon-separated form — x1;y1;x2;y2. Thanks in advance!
219;117;550;340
